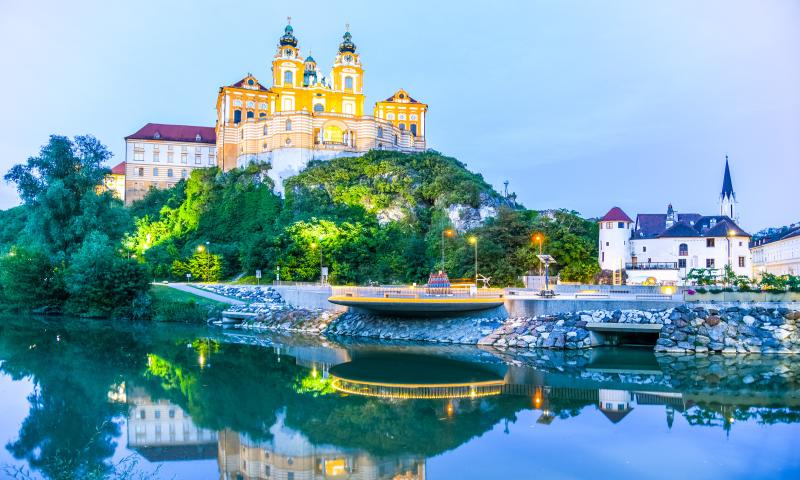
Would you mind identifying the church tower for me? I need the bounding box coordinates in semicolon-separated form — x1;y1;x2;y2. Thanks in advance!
720;155;738;223
331;26;365;116
272;19;304;111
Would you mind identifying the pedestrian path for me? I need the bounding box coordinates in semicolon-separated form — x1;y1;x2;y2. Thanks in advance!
162;282;245;305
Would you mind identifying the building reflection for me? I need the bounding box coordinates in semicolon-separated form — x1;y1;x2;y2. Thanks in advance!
124;384;218;462
117;382;425;479
218;412;424;480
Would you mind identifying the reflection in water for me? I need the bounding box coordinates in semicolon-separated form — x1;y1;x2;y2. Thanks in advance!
1;318;800;479
122;385;218;463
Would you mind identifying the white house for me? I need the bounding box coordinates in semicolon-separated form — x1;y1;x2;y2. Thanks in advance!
599;157;751;285
751;225;800;278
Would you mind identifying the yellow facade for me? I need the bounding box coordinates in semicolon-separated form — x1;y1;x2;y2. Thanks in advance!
215;21;427;176
97;162;127;202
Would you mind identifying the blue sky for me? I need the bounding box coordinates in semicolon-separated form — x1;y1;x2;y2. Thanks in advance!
0;0;797;231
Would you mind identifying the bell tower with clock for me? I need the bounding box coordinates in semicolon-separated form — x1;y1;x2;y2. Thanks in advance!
329;25;365;116
272;18;304;94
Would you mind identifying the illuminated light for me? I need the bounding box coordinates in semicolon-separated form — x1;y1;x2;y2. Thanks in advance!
468;236;477;245
198;354;206;368
197;245;205;253
533;388;543;408
661;285;676;295
312;367;318;378
728;229;736;237
444;229;455;237
446;403;454;416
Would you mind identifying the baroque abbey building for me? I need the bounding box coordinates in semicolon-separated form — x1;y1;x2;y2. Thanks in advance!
215;21;428;190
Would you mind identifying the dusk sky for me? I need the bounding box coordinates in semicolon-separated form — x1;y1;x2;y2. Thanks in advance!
1;0;797;231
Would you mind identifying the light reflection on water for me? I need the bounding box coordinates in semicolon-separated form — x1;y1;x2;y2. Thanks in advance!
0;317;799;479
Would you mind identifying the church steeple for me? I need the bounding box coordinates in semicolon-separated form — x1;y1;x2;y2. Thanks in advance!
720;155;738;222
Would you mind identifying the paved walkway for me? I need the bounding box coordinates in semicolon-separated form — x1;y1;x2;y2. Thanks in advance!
161;283;245;305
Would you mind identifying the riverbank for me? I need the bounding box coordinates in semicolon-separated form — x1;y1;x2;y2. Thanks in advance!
231;300;800;354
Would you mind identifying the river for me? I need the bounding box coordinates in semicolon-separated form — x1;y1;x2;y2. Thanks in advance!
0;316;798;479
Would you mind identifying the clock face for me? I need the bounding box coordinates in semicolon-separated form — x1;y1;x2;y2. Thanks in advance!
284;49;294;58
344;55;353;64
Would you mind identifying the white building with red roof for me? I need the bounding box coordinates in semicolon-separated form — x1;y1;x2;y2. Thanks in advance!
122;123;217;204
598;159;752;284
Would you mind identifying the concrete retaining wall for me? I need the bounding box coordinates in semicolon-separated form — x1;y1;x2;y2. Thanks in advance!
272;285;346;312
504;298;680;318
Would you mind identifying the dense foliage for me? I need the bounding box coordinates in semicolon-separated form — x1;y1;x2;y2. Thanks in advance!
127;150;599;286
0;136;148;316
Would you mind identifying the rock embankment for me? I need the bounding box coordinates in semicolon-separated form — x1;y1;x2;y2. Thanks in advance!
220;294;800;353
326;313;505;344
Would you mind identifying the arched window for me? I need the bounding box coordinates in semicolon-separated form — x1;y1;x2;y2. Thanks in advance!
286;119;292;131
410;124;417;136
679;243;688;256
259;112;266;118
233;109;242;123
386;113;395;120
167;168;173;178
283;70;293;86
246;111;254;119
344;76;354;91
399;123;406;131
377;126;383;138
313;103;324;112
246;101;255;108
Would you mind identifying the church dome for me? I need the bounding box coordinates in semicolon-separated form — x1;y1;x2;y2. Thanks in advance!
338;30;356;53
304;55;316;63
279;24;298;47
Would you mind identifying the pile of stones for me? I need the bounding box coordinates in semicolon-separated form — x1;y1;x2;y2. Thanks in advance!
655;305;800;354
200;285;284;305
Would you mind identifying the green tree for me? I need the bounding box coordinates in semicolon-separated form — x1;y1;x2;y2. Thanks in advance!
0;246;67;310
188;249;222;282
64;232;151;317
4;135;130;258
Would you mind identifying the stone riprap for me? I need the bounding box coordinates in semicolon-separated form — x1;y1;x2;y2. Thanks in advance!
326;313;505;344
199;284;285;304
224;300;800;353
481;305;800;353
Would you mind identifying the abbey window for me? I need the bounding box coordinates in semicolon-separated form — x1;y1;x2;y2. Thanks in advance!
344;76;354;91
284;70;293;86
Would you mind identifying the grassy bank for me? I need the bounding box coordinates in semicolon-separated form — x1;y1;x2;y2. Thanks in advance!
149;285;227;323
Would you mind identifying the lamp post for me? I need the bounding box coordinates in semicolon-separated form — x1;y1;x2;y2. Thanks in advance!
727;229;735;272
468;236;478;286
532;232;544;275
197;241;210;282
441;228;455;272
310;241;323;284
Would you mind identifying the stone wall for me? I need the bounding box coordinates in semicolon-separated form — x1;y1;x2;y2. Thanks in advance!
231;302;800;354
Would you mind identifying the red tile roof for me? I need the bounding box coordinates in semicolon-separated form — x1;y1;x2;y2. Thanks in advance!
600;207;633;223
126;123;216;144
110;161;126;175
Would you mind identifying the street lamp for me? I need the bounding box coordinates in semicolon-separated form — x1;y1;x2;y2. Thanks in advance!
468;236;478;286
532;232;544;275
441;228;455;272
310;241;323;283
727;229;736;271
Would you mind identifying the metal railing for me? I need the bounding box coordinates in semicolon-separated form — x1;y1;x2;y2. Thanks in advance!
331;285;505;299
625;262;678;270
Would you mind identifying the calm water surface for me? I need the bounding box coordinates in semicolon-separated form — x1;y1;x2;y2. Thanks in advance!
0;316;799;479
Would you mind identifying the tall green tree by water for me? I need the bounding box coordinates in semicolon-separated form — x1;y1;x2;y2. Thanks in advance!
1;136;149;316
